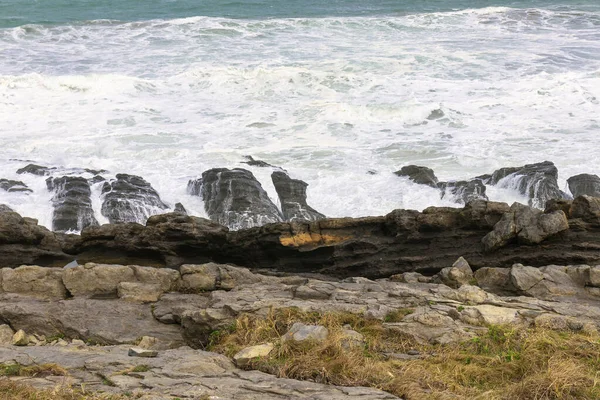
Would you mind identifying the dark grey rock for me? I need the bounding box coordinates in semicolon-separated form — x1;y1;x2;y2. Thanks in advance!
567;174;600;198
174;203;187;215
190;168;282;229
271;171;324;222
394;165;438;188
489;161;563;208
16;164;55;176
0;179;32;193
0;204;14;213
47;176;98;232
101;174;168;224
241;155;275;168
439;179;488;204
88;175;105;185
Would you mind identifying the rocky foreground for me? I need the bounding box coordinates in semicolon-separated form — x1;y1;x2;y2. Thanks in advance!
1;256;600;398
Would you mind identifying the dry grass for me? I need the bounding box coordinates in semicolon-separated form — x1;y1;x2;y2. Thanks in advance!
0;379;130;400
0;363;68;378
209;307;600;400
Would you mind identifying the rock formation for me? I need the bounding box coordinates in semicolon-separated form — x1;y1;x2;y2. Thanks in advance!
16;163;55;176
271;170;325;222
439;179;488;204
101;174;168;224
568;173;600;198
0;179;32;193
189;168;283;229
47;176;98;232
488;161;565;208
394;165;438;187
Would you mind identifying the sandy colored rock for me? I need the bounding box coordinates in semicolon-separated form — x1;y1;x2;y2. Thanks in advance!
129;265;179;292
128;347;158;357
283;323;329;342
437;257;473;288
12;329;29;346
63;263;134;297
137;336;158;349
510;264;544;292
2;266;66;299
233;343;274;367
117;282;163;303
179;263;219;292
0;324;13;345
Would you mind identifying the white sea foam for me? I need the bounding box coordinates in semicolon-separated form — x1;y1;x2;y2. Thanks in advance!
1;7;600;228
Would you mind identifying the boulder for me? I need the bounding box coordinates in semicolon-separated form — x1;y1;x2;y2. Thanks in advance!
567;174;600;198
174;202;187;215
233;343;274;367
0;324;14;345
16;164;55;176
510;264;543;292
0;179;32;193
436;257;474;288
101;174;168;224
190;168;283;229
117;282;164;303
439;179;488;204
0;204;14;213
394;165;438;188
282;323;329;342
46;176;98;232
241;155;275;168
271;171;325;222
570;195;600;224
12;329;29;346
63;263;135;297
482;203;568;251
474;267;513;294
1;266;67;299
488;161;564;208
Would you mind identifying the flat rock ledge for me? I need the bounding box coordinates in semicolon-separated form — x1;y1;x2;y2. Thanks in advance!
1;260;600;398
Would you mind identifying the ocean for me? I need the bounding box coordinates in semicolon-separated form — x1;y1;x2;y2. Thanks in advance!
1;0;600;229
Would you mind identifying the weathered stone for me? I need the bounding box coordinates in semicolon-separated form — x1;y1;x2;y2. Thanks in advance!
117;282;163;303
282;323;329;342
474;267;513;294
129;265;179;292
570;195;600;224
46;176;98;232
0;324;14;345
137;336;158;350
1;266;66;299
437;257;473;288
394;165;438;188
567;174;600;198
128;347;158;358
589;266;600;287
271;171;325;222
466;305;520;325
101;174;168;224
233;343;274;367
16;164;55;176
0;179;32;193
63;263;134;297
510;264;544;292
489;161;564;208
12;329;29;346
439;179;488;204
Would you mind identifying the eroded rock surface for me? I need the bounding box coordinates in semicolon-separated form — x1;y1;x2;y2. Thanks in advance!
47;176;98;232
394;165;438;187
271;170;325;222
568;173;600;198
101;174;168;224
189;168;283;229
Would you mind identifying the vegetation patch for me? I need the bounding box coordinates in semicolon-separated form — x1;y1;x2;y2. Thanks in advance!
0;363;67;378
0;379;131;400
209;307;600;400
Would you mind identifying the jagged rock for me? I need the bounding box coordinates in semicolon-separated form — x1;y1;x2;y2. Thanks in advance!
137;336;158;349
570;195;600;224
241;155;275;168
12;329;29;346
282;323;329;342
179;263;262;292
101;174;168;224
16;164;55;176
463;305;520;326
46;176;98;232
128;347;158;358
0;324;14;345
1;266;66;300
0;204;14;213
394;165;438;188
474;267;513;294
482;203;568;251
174;202;187;214
341;327;365;349
439;179;488;204
510;264;544;291
0;179;32;193
233;343;274;367
152;293;210;324
271;171;325;222
545;198;572;215
567;174;600;198
191;168;283;229
489;161;564;208
390;272;431;284
88;175;105;185
436;257;474;288
588;266;600;287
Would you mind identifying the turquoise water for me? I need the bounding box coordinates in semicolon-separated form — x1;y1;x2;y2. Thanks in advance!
2;0;600;27
1;0;600;228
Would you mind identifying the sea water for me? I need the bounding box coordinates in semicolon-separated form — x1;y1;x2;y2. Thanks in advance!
1;0;600;228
